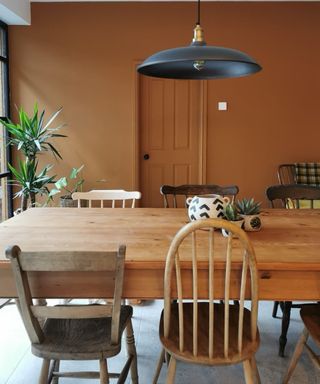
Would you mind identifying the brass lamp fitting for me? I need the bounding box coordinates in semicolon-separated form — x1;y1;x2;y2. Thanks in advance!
192;23;205;43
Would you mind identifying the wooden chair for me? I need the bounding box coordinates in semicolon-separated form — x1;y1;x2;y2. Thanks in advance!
267;184;320;209
6;245;138;384
283;304;320;383
72;189;143;305
72;190;141;208
153;219;260;384
266;184;320;357
160;184;239;208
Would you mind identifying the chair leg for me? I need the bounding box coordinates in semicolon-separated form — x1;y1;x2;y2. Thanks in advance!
99;359;109;384
243;359;254;384
152;348;165;384
38;359;50;384
272;301;279;318
125;318;138;384
49;359;60;384
250;356;261;384
282;328;309;384
279;301;292;357
165;356;176;384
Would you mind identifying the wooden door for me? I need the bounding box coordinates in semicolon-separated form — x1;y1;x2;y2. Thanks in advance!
139;76;205;207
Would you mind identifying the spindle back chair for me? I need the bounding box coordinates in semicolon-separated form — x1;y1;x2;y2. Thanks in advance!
153;219;260;383
266;184;320;209
160;184;239;208
72;190;141;208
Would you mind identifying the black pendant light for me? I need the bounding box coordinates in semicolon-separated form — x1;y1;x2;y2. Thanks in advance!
137;0;262;80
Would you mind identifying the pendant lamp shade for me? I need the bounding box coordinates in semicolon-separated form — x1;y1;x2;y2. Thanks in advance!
137;2;262;80
137;43;262;80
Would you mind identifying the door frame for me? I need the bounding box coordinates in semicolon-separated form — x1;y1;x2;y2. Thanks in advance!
131;61;208;194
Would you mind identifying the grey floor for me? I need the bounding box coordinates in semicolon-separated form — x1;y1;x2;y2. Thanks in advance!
0;300;319;384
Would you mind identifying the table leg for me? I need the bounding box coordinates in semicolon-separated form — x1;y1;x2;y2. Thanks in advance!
279;301;292;357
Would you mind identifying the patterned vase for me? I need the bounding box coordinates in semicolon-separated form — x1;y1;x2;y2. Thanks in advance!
241;214;262;231
187;194;230;221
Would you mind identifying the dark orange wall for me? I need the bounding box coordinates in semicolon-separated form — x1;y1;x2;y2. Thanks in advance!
8;2;320;206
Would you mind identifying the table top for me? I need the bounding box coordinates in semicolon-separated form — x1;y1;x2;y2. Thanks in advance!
0;207;319;300
0;207;320;270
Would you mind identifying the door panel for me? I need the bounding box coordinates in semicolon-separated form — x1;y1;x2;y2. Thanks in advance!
140;76;203;207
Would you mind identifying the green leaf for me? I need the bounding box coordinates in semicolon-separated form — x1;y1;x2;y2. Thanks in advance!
49;188;61;197
70;164;84;179
55;177;67;189
43;107;63;131
34;139;42;151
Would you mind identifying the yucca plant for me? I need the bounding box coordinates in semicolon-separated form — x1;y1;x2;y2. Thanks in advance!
0;104;66;160
8;160;56;211
224;203;242;221
0;103;66;211
236;198;261;215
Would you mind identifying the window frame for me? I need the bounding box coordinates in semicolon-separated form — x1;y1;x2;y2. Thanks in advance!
0;20;13;218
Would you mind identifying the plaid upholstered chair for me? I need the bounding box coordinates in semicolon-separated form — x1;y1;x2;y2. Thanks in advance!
278;163;320;187
278;163;320;209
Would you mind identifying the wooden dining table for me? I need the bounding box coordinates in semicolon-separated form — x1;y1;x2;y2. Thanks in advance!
0;207;319;301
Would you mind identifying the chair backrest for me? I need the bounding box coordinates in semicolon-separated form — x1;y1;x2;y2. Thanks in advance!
294;162;320;186
278;164;296;185
72;190;141;208
6;245;126;345
163;219;258;359
266;184;320;209
278;163;320;187
160;184;239;208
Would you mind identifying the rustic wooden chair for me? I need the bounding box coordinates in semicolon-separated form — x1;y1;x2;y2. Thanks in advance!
283;304;320;383
160;184;239;208
6;245;138;384
153;219;260;384
266;184;320;357
72;190;141;208
267;184;320;209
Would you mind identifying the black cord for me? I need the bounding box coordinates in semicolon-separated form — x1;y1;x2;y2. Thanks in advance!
197;0;201;25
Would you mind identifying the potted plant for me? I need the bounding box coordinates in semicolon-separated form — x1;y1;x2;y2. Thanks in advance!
8;160;56;211
49;165;84;207
236;198;262;231
0;104;66;211
222;203;244;237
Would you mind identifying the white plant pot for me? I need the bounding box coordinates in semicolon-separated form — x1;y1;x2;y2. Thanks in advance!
241;214;262;231
187;194;230;221
222;219;244;237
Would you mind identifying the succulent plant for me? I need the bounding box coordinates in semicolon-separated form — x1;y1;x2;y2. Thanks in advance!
224;203;242;221
236;198;261;215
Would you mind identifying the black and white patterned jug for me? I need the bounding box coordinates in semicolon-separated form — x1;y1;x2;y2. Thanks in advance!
187;194;230;221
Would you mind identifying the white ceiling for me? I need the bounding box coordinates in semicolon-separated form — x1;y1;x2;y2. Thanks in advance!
30;0;320;2
1;0;318;26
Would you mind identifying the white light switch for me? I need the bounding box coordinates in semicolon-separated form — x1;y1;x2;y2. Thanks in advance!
218;101;227;111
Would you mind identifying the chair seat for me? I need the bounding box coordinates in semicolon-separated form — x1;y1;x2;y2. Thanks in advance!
32;305;133;360
300;304;320;345
159;303;260;366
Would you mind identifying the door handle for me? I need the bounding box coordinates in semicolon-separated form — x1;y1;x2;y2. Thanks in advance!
143;154;150;160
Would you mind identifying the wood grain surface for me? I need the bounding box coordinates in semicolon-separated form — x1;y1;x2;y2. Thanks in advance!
0;208;319;300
